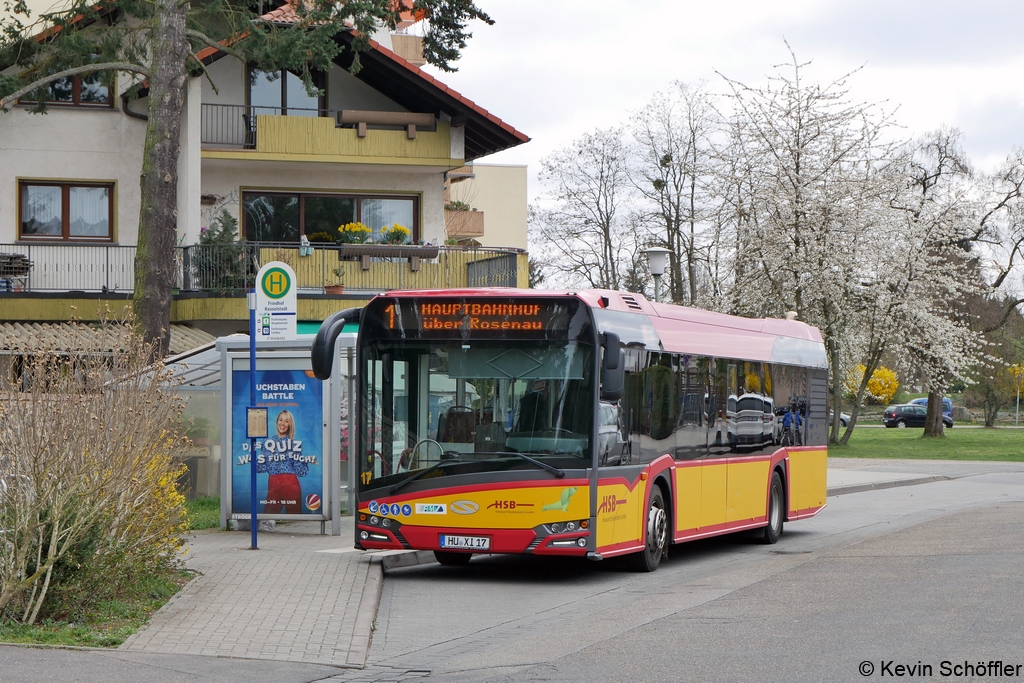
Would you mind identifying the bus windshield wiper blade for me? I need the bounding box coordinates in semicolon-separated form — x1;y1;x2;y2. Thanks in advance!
494;452;565;478
389;459;462;494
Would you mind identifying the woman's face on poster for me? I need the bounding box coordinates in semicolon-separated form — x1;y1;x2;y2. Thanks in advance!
277;412;292;435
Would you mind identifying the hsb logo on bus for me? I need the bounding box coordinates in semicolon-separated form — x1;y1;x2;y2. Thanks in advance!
487;500;531;510
598;495;627;514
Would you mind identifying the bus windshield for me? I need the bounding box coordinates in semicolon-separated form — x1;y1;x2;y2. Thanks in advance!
359;340;593;491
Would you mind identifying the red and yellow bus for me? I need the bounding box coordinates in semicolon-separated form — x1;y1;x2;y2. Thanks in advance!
311;289;828;571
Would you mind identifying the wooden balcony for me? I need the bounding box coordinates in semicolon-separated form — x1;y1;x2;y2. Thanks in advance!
200;104;460;166
0;242;527;322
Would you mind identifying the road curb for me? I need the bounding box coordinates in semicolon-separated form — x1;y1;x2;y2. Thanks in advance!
827;475;951;497
347;557;384;668
381;550;437;571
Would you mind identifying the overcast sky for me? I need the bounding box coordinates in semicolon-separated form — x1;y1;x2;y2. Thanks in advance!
422;0;1024;200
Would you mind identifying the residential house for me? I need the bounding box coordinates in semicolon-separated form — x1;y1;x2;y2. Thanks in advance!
0;7;530;339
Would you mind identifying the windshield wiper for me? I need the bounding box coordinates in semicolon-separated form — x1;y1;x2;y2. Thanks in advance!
389;459;462;494
494;451;565;478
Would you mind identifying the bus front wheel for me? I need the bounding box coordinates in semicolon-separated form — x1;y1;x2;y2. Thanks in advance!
762;471;784;544
434;551;472;566
628;487;667;572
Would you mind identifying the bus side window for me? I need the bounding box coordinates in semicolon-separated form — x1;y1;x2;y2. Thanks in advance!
675;355;708;460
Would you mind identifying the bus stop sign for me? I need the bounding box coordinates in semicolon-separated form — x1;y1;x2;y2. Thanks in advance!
255;261;297;341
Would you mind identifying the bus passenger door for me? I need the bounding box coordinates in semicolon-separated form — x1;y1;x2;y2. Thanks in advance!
699;359;728;530
674;355;707;537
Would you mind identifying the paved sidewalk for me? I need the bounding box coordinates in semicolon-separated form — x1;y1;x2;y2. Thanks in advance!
120;517;380;668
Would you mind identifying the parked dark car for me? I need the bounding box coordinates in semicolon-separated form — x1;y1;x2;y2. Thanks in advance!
909;397;954;423
883;404;954;428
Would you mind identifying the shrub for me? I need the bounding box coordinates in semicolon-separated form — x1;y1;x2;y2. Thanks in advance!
845;364;899;405
194;210;252;291
0;324;189;624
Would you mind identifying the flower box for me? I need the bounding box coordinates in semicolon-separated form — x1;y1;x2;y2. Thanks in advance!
337;244;440;271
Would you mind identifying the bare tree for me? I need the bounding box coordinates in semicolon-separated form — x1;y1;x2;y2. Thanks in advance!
531;128;638;289
631;82;718;304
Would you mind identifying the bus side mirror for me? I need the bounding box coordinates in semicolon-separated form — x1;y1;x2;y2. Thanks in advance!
601;332;624;402
311;307;361;380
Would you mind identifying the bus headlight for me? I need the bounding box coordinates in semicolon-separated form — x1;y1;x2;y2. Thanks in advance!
564;521;576;532
550;523;561;533
370;516;380;525
576;538;587;547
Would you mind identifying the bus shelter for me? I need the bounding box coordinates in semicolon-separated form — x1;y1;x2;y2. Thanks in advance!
217;334;356;535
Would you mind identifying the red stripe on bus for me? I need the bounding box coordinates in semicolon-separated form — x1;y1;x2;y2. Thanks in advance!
673;518;768;543
357;478;591;511
787;504;826;520
596;540;645;557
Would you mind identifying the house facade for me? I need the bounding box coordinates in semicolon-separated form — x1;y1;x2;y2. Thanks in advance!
0;14;529;336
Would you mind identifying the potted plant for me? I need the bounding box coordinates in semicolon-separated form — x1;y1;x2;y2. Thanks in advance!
325;265;345;294
337;221;372;244
379;223;411;245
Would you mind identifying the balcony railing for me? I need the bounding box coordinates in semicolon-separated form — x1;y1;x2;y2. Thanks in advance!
201;104;327;148
0;243;136;292
201;104;454;163
0;242;524;294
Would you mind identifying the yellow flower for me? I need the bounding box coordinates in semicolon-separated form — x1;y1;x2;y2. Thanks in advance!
381;223;411;244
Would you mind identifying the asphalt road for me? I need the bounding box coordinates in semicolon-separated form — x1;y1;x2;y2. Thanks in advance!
337;464;1024;683
3;461;1023;683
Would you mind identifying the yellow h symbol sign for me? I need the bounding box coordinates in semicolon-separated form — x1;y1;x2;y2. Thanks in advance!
261;267;290;299
268;272;285;294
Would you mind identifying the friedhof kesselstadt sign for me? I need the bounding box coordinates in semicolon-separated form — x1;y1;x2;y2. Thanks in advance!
255;262;297;341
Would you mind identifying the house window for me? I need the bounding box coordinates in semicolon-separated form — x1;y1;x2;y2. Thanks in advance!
20;72;113;108
242;192;418;242
248;68;323;116
19;181;114;240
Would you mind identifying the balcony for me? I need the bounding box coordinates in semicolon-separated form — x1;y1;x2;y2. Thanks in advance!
445;209;485;241
0;242;527;322
200;104;459;166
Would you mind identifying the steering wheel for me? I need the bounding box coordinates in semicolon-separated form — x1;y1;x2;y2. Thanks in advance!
404;438;444;470
542;427;575;436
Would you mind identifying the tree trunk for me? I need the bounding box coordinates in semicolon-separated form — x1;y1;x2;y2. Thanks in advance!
923;389;945;437
827;340;842;444
132;0;190;357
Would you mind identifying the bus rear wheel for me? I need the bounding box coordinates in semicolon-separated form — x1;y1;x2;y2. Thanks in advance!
434;551;473;566
628;487;667;572
762;471;784;544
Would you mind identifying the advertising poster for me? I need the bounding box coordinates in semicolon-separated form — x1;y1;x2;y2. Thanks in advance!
231;368;324;516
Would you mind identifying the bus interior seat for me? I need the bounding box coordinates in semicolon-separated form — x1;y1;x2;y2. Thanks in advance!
439;406;475;443
474;421;506;452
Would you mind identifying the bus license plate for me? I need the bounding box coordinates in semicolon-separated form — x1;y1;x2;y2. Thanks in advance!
440;535;490;550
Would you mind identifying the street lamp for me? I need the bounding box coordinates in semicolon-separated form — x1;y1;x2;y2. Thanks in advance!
643;247;672;303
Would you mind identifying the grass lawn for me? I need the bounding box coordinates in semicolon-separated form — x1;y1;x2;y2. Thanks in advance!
0;570;191;648
832;426;1024;461
186;496;221;530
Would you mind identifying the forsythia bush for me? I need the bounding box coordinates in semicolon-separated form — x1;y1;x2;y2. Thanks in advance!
845;364;899;404
0;324;190;624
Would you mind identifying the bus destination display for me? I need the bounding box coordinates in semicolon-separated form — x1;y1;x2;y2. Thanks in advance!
381;300;571;334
